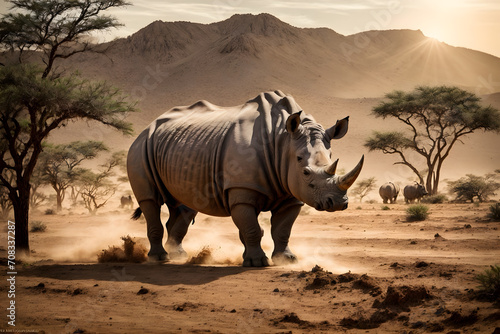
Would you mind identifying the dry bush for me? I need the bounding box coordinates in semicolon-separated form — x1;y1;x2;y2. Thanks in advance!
475;265;500;300
30;221;47;233
487;203;500;221
421;194;448;204
406;204;429;221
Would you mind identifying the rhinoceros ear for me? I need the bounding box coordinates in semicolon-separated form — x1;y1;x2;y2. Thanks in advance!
326;116;349;140
286;111;303;134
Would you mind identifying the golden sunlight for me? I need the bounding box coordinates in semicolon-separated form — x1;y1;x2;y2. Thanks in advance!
424;31;444;42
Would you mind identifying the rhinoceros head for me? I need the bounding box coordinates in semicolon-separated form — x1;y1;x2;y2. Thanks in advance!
416;182;428;196
285;112;364;212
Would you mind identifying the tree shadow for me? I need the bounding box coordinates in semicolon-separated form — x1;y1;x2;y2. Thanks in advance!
20;262;261;286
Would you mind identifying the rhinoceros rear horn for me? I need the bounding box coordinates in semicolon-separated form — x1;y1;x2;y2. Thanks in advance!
338;155;364;191
325;159;339;175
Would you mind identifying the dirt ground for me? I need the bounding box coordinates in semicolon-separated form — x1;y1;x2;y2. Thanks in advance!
1;202;499;333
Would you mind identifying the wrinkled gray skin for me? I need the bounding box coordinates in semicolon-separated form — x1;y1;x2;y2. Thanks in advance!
379;182;400;204
404;183;428;203
127;91;364;267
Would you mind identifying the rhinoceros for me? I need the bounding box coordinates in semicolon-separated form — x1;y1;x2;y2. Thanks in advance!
120;195;133;209
127;90;364;266
403;182;428;203
379;182;400;204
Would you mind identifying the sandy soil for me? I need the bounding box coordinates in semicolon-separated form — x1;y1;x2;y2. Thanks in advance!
1;202;499;333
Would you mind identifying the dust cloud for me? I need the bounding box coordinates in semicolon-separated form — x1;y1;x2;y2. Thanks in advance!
97;235;147;263
37;209;369;273
179;212;356;272
38;212;146;262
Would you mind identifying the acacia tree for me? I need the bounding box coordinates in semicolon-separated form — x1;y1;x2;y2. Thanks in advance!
29;166;46;209
448;173;500;203
77;151;124;214
350;177;377;203
37;140;108;211
0;0;134;255
365;86;500;195
1;184;13;220
0;0;129;78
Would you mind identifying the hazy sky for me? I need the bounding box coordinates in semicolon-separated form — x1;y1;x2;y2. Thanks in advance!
1;0;500;57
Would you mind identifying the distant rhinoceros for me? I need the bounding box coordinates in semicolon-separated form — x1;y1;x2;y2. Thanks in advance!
120;195;133;209
379;182;400;204
403;183;428;203
127;90;364;266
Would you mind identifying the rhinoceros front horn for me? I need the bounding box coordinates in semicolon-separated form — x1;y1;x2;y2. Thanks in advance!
337;155;364;191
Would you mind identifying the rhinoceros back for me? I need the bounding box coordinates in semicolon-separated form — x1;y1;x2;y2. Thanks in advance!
128;101;235;215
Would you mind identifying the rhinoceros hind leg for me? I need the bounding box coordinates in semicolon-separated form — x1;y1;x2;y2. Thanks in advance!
165;205;197;260
231;204;269;267
139;200;168;262
270;202;302;265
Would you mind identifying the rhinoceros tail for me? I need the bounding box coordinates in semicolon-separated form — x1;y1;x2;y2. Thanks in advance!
131;207;142;220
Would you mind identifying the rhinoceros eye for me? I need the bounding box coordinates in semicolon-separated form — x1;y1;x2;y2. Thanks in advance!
303;169;310;176
297;156;303;162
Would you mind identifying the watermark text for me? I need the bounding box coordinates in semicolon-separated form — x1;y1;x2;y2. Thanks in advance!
6;220;17;327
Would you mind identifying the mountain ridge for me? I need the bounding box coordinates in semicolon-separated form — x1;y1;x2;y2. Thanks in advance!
61;13;499;133
91;13;499;98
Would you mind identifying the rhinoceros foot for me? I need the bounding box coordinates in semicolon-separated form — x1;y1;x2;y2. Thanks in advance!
165;244;188;260
272;250;298;266
242;247;269;267
147;253;168;262
147;244;169;262
243;256;269;267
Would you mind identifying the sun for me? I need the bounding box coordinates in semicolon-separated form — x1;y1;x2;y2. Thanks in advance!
423;28;445;42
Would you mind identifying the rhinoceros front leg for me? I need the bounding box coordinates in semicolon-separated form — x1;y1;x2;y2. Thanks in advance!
139;200;168;262
165;205;197;260
271;202;302;265
231;204;269;267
